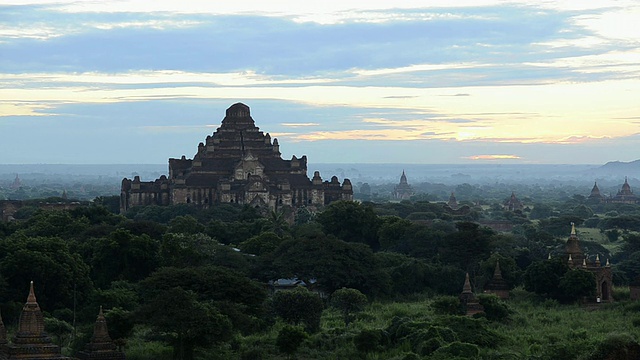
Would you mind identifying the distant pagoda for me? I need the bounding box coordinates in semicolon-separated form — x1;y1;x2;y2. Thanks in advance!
483;260;510;299
392;171;413;200
608;177;638;204
588;182;603;201
503;192;524;211
447;192;458;210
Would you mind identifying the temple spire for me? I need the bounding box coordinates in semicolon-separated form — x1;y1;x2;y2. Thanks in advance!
27;280;37;304
493;260;503;279
462;273;472;294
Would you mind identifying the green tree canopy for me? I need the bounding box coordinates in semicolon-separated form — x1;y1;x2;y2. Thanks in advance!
138;287;232;360
139;266;267;334
272;287;324;332
0;234;92;311
316;200;381;249
330;288;368;326
267;234;390;296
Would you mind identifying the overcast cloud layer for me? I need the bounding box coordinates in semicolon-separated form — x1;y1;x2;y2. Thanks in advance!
1;1;639;164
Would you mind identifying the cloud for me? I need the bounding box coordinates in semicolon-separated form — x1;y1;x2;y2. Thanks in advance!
1;2;639;164
281;123;319;127
465;154;522;160
0;5;579;77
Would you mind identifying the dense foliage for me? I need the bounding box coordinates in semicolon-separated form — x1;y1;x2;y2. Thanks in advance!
0;190;639;359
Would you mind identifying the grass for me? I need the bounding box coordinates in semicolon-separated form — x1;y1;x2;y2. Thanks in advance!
121;289;640;359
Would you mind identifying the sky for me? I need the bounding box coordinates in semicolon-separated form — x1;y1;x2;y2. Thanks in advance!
1;1;639;165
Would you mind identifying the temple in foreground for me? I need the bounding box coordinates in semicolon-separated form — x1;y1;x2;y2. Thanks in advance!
120;103;352;213
0;283;125;360
1;282;70;359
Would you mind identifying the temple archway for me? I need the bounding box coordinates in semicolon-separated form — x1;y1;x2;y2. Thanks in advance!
601;281;610;301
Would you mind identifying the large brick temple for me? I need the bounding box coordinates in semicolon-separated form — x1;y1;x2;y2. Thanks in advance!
120;103;353;213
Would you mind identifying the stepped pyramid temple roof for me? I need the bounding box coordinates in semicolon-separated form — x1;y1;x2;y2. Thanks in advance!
503;192;523;211
588;182;603;201
121;103;352;213
76;307;125;360
608;177;638;204
483;260;510;299
2;281;71;359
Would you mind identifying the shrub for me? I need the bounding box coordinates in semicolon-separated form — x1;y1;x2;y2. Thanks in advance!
353;328;390;353
434;316;502;348
272;287;324;332
330;288;368;326
430;341;479;359
431;296;464;316
589;332;640;360
415;337;442;356
276;325;309;356
477;294;511;322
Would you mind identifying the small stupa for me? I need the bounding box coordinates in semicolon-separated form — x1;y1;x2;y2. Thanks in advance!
76;307;126;360
483;260;510;299
459;273;484;316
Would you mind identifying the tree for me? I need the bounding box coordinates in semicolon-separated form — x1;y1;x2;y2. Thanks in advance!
138;287;232;360
330;288;368;326
44;317;73;347
272;287;324;332
239;231;283;256
573;205;594;219
0;234;92;310
529;203;554;220
268;235;390;296
265;210;289;237
439;222;494;272
316;200;381;249
159;233;218;268
167;215;205;235
139;266;267;334
89;229;160;288
377;216;413;251
558;269;596;303
523;258;569;299
477;294;511;322
276;325;308;356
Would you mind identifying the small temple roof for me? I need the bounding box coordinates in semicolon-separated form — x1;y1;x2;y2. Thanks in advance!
485;260;510;291
462;273;473;294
